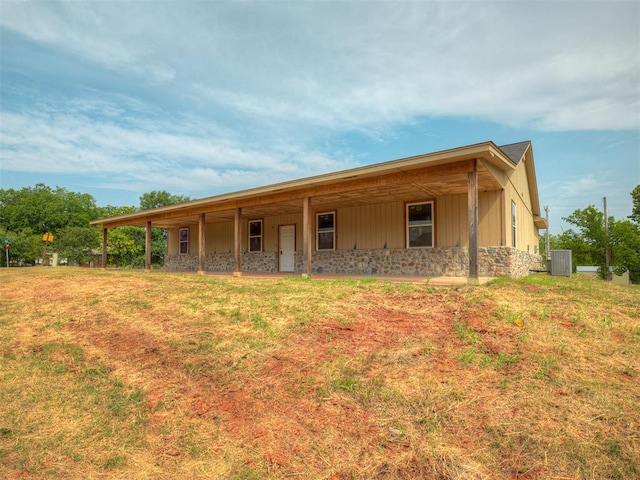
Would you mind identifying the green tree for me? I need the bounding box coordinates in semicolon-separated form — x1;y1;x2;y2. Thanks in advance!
631;185;640;225
0;184;101;266
98;205;137;218
609;219;640;283
139;191;190;210
0;183;99;234
56;226;101;266
107;227;145;267
559;201;640;282
0;227;41;266
559;206;607;272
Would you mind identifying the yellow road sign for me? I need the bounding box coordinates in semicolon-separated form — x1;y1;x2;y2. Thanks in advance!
42;233;54;242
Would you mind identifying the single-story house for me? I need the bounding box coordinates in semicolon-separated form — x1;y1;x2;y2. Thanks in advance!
91;140;547;282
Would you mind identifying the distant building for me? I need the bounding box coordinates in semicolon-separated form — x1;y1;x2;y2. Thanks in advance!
576;266;631;285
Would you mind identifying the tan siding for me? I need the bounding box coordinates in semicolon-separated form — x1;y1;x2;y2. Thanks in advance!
478;190;502;246
504;159;540;252
436;191;502;248
437;194;467;247
167;228;178;255
209;222;234;253
336;202;405;250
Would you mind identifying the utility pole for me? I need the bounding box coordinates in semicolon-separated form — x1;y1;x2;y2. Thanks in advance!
545;205;550;271
603;197;611;281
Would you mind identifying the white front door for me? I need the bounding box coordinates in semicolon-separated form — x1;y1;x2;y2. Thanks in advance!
279;225;295;272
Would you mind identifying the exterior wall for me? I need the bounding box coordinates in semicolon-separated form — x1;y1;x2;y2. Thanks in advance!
336;202;404;250
167;192;506;256
165;246;542;278
437;191;502;248
504;159;540;254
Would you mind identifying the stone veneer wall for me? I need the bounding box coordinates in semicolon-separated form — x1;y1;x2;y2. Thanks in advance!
164;252;278;273
165;247;543;278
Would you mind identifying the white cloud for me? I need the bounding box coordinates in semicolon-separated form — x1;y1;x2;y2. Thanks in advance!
0;92;357;197
2;1;638;132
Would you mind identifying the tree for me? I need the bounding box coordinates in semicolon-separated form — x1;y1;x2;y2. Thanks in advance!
106;227;145;267
56;226;101;266
609;219;640;282
0;184;99;234
631;185;640;225
139;191;190;210
559;199;640;282
0;227;41;266
559;206;607;272
0;184;101;266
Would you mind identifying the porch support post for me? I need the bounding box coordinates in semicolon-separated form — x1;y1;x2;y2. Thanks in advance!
302;196;313;277
234;207;242;276
468;159;479;284
145;221;152;272
101;227;108;268
198;213;206;275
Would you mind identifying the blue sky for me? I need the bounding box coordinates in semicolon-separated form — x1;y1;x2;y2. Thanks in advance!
1;0;638;234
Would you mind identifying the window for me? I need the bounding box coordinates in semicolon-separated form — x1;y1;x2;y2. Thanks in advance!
511;201;517;247
179;227;189;254
248;219;263;252
406;202;433;248
316;212;335;250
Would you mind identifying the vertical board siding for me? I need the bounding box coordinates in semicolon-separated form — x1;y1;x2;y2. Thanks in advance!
505;159;540;253
478;190;502;246
337;202;404;250
438;191;502;248
208;222;234;253
437;194;467;247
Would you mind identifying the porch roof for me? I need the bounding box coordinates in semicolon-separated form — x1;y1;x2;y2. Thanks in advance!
91;140;540;229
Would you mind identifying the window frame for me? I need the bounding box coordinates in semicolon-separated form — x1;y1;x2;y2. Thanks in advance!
179;227;189;255
316;211;335;250
406;201;434;248
511;201;517;247
248;219;263;252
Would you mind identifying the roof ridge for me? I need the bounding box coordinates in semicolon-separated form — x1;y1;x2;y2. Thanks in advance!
497;140;531;164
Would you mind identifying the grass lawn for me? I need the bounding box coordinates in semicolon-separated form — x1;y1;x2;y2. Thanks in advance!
0;267;638;479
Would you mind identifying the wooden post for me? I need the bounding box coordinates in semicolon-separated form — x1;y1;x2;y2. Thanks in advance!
302;196;313;277
234;207;242;276
468;159;479;284
102;227;108;268
198;213;206;275
145;221;152;271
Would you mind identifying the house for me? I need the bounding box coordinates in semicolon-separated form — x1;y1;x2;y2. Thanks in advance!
91;140;546;282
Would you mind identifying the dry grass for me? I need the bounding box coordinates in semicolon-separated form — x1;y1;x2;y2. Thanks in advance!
0;267;638;479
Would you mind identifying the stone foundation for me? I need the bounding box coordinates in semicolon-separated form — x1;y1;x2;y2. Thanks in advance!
165;247;542;278
164;252;277;273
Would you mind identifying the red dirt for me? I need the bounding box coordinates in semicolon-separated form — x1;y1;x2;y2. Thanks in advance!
64;290;472;473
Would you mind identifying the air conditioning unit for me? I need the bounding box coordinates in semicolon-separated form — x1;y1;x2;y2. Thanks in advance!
549;250;572;276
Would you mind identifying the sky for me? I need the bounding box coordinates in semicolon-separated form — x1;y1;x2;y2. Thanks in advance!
1;0;638;234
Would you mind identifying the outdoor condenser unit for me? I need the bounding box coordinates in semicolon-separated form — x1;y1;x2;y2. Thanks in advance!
549;250;572;276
